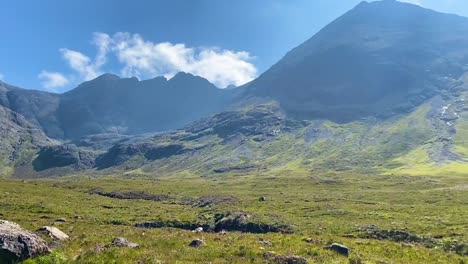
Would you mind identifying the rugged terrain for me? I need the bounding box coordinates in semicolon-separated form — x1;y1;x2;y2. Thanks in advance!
0;1;467;263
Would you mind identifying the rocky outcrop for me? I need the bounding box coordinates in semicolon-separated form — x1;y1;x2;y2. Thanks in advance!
32;144;95;171
187;104;304;140
214;212;294;234
0;220;50;263
95;141;190;169
135;211;294;234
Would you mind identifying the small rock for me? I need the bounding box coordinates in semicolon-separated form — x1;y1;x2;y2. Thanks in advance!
325;243;349;257
263;251;276;259
272;254;308;264
304;238;320;244
111;237;138;248
37;226;69;241
259;196;267;202
189;239;205;247
93;245;107;253
259;240;272;247
192;227;203;233
0;220;50;262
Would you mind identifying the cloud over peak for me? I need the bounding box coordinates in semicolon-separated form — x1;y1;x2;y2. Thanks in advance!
38;71;69;91
40;32;258;89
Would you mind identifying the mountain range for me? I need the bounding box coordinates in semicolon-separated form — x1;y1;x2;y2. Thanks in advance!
1;0;467;178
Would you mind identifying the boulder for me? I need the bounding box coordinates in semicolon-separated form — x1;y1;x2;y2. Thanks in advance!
37;226;69;241
325;243;349;257
111;237;138;248
0;220;50;263
259;196;267;202
189;239;205;247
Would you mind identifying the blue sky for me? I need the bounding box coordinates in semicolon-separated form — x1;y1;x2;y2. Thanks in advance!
1;0;468;92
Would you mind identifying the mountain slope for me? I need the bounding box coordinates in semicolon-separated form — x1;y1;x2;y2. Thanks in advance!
245;0;468;122
0;104;55;176
79;73;468;177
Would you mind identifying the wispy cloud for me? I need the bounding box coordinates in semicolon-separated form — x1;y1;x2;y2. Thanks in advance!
0;73;4;80
42;32;257;88
38;71;69;91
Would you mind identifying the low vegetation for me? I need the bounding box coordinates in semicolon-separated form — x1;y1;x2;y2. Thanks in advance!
0;170;466;263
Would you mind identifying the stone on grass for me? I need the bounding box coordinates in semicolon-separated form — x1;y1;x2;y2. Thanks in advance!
111;237;139;248
192;227;203;233
0;220;50;263
263;251;276;259
37;226;69;241
325;243;349;257
189;239;205;247
259;239;272;247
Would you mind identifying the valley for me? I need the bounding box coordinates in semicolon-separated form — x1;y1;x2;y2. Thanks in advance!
1;0;468;263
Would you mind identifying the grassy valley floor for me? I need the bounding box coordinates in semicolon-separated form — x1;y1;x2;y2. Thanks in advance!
0;171;467;263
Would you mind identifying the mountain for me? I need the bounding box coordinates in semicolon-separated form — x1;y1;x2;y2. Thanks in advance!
244;0;468;122
1;0;468;177
0;73;237;139
58;72;237;138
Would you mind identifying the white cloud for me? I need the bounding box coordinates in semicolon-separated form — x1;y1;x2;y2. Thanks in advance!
55;32;257;88
400;0;422;6
0;73;4;80
60;48;101;81
38;71;69;91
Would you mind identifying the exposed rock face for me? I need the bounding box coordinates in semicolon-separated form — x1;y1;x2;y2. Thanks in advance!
37;226;69;241
0;220;50;263
95;141;189;169
187;104;303;140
